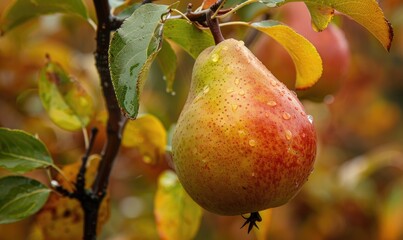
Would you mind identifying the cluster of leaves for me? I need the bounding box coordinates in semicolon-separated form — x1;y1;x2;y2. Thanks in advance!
0;0;395;239
108;0;393;119
0;128;54;224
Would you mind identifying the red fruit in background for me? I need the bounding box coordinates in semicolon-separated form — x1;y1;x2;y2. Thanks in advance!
253;2;351;101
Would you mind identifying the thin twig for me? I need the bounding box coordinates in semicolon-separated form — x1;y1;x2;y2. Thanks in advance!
211;0;227;18
82;127;89;149
207;9;225;44
185;8;231;23
76;127;98;192
170;8;191;22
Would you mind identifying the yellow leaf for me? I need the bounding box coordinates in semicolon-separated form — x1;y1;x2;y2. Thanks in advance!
285;0;393;51
154;170;203;240
38;57;94;131
122;114;167;164
250;20;323;89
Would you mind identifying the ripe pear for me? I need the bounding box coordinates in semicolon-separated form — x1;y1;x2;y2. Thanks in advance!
172;39;316;215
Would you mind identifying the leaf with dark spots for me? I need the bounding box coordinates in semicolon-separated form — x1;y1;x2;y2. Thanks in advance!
38;57;94;131
109;4;169;118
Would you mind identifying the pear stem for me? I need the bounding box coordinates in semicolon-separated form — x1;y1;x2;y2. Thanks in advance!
207;9;225;45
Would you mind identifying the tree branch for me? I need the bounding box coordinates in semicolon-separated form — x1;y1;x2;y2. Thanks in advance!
92;0;123;198
54;0;125;239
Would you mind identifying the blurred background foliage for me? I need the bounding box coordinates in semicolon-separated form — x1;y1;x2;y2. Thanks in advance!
0;0;403;239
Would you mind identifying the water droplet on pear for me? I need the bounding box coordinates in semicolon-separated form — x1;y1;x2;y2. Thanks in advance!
211;53;219;62
282;112;291;120
285;130;293;140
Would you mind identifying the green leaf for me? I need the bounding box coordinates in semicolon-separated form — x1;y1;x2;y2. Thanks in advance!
109;4;169;119
0;0;89;34
259;0;286;7
38;57;94;131
154;170;203;240
0;175;50;224
112;2;142;20
163;19;215;59
249;20;322;89
0;128;53;174
258;0;393;51
224;0;245;7
157;40;177;93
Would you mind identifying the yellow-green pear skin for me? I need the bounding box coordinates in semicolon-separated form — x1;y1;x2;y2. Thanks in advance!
172;39;316;215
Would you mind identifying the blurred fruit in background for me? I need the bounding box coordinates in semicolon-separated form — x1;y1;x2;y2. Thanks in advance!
252;2;351;102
